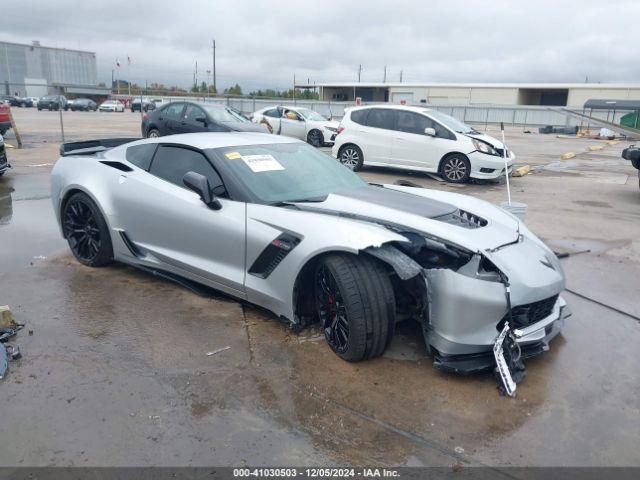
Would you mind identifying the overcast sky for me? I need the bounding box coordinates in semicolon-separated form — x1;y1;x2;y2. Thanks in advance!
3;0;640;91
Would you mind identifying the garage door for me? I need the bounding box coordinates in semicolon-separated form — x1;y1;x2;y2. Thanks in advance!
391;92;414;104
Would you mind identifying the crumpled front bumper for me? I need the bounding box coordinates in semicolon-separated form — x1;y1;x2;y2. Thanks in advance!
431;296;571;375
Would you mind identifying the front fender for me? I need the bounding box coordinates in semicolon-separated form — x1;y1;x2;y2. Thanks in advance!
244;203;408;321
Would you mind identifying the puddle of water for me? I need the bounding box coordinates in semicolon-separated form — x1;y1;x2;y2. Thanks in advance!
0;177;67;273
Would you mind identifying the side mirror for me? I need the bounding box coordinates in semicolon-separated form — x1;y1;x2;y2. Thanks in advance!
424;127;436;137
182;171;222;210
195;116;207;124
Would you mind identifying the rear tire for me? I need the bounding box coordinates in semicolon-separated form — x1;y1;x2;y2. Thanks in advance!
315;254;395;362
147;128;160;138
440;153;471;183
62;192;113;267
338;144;364;171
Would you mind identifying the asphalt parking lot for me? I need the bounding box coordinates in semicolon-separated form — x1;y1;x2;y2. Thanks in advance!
0;108;639;468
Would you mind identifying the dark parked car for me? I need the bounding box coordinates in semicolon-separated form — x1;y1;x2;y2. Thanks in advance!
0;95;23;107
622;145;640;189
0;103;11;135
70;98;97;111
131;98;156;112
141;101;266;137
37;95;68;111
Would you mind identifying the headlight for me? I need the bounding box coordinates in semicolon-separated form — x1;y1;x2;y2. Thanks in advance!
325;126;337;132
472;138;498;156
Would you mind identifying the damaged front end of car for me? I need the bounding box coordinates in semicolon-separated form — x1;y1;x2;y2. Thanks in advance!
363;217;571;396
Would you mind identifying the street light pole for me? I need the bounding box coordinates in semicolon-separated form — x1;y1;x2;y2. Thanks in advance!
212;39;216;95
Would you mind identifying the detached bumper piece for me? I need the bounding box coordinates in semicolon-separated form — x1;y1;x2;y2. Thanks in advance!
432;298;572;393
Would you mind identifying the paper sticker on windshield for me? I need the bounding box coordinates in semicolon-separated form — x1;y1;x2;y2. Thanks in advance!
225;151;241;160
241;154;285;173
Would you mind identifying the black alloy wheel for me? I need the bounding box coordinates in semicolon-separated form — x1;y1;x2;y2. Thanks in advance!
316;264;350;354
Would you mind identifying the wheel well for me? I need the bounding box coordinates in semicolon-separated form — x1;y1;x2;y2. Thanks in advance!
438;151;469;173
60;188;84;216
337;143;360;157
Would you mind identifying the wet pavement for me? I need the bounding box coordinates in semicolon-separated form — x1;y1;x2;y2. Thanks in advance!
0;111;639;467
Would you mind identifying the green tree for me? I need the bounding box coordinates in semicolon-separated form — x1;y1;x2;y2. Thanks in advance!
223;83;243;96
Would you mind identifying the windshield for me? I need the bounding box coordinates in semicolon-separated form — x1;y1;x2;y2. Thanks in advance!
425;110;476;134
202;105;250;123
211;142;366;203
295;108;328;122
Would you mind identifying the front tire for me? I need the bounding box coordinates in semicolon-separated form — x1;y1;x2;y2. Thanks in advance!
62;192;113;267
440;153;471;183
147;128;160;138
307;129;323;148
338;144;364;171
315;254;395;362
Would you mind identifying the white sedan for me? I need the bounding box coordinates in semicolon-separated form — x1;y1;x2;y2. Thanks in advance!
251;106;339;147
99;100;125;112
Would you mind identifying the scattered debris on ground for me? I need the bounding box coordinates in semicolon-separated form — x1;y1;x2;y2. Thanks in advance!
206;346;231;356
0;306;24;380
512;165;531;177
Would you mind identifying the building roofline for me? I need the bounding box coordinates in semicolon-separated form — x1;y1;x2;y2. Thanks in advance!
0;39;96;55
297;82;640;89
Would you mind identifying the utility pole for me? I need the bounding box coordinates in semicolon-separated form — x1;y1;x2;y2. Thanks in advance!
358;64;362;82
195;61;198;90
212;39;217;95
400;69;403;83
293;73;296;105
383;65;387;83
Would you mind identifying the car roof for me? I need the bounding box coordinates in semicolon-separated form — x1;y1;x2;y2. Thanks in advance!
348;104;432;113
113;132;301;153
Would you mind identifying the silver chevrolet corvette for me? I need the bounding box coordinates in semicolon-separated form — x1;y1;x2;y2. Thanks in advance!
51;133;570;394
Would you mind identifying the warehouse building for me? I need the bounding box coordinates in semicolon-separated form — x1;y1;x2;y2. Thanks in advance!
301;82;640;107
0;40;109;97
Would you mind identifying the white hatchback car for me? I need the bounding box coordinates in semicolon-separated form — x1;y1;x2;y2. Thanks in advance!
252;105;339;147
332;105;515;183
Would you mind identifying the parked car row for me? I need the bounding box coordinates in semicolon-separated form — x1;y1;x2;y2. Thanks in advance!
0;95;125;113
138;101;515;183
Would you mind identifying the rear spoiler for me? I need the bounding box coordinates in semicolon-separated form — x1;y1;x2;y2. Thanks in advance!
60;138;141;156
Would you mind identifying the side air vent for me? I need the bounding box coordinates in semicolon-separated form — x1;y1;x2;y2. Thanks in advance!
436;209;488;229
100;160;133;172
249;233;301;278
118;231;143;257
100;161;133;172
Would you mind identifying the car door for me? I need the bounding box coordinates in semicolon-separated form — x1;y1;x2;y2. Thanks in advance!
391;111;455;171
160;103;186;135
279;108;306;140
260;108;281;134
177;104;208;134
357;108;394;164
114;144;246;297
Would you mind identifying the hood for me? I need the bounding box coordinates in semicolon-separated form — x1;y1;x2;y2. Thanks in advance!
227;122;269;133
308;119;339;130
465;132;505;150
293;185;521;252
